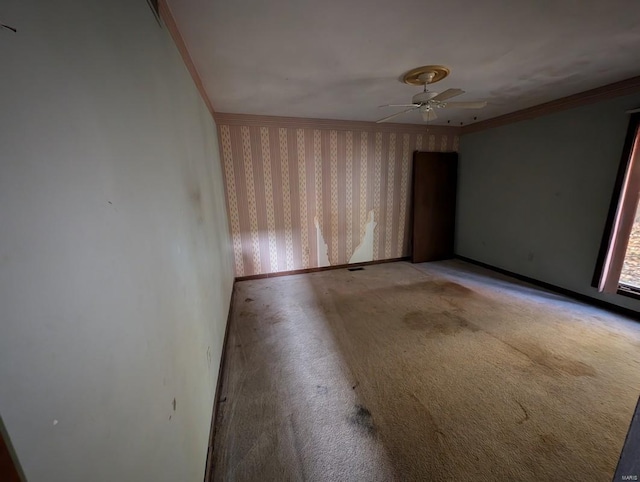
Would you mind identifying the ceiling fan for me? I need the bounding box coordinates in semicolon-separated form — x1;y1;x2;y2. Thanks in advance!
377;65;487;123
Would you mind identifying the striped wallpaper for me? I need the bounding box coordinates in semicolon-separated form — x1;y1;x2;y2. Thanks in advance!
216;114;460;277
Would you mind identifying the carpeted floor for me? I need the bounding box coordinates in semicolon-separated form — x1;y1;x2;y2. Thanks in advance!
212;260;640;481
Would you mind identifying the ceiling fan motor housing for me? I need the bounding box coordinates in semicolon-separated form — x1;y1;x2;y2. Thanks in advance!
412;91;439;104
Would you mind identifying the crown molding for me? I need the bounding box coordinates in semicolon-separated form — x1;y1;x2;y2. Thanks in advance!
213;113;460;135
158;0;215;117
461;76;640;136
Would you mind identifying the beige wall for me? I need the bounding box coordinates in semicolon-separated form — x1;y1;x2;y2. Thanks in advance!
217;114;460;276
0;1;234;481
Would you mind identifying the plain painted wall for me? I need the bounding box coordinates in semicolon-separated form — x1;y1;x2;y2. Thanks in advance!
0;1;234;481
457;91;640;311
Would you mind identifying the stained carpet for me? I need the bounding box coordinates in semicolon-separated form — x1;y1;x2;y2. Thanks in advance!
212;260;640;481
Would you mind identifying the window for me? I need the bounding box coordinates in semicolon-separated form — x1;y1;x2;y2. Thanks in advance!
594;113;640;296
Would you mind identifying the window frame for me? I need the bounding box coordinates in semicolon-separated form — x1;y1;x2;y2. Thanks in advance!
593;113;640;298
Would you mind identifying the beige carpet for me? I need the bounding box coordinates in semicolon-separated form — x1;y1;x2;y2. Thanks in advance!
212;260;640;481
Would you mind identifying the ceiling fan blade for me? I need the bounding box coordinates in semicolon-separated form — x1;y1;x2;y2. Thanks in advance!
431;88;465;101
379;104;419;108
442;101;487;109
376;107;418;123
422;109;437;122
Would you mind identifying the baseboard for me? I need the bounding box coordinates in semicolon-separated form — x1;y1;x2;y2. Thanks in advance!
455;255;640;321
203;281;235;482
235;257;410;282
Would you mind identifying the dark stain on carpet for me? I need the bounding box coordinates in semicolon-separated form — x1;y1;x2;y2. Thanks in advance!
506;341;596;377
536;432;567;457
268;315;282;325
398;280;476;297
438;281;475;296
409;393;447;444
350;405;376;436
401;280;477;296
515;400;530;424
403;310;480;337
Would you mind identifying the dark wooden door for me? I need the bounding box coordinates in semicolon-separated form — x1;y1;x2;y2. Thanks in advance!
411;151;458;263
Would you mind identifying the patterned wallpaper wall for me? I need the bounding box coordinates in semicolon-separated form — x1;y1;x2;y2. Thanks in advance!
216;114;460;277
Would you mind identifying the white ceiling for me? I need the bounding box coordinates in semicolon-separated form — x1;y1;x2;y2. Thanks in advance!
167;0;640;126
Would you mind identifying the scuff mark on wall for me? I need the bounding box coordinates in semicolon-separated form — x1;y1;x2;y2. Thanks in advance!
349;210;377;264
315;216;331;267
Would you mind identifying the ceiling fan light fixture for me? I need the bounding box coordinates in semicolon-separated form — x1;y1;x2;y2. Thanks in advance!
412;91;439;103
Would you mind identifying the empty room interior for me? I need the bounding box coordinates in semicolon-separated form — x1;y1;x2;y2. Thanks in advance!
4;1;640;481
